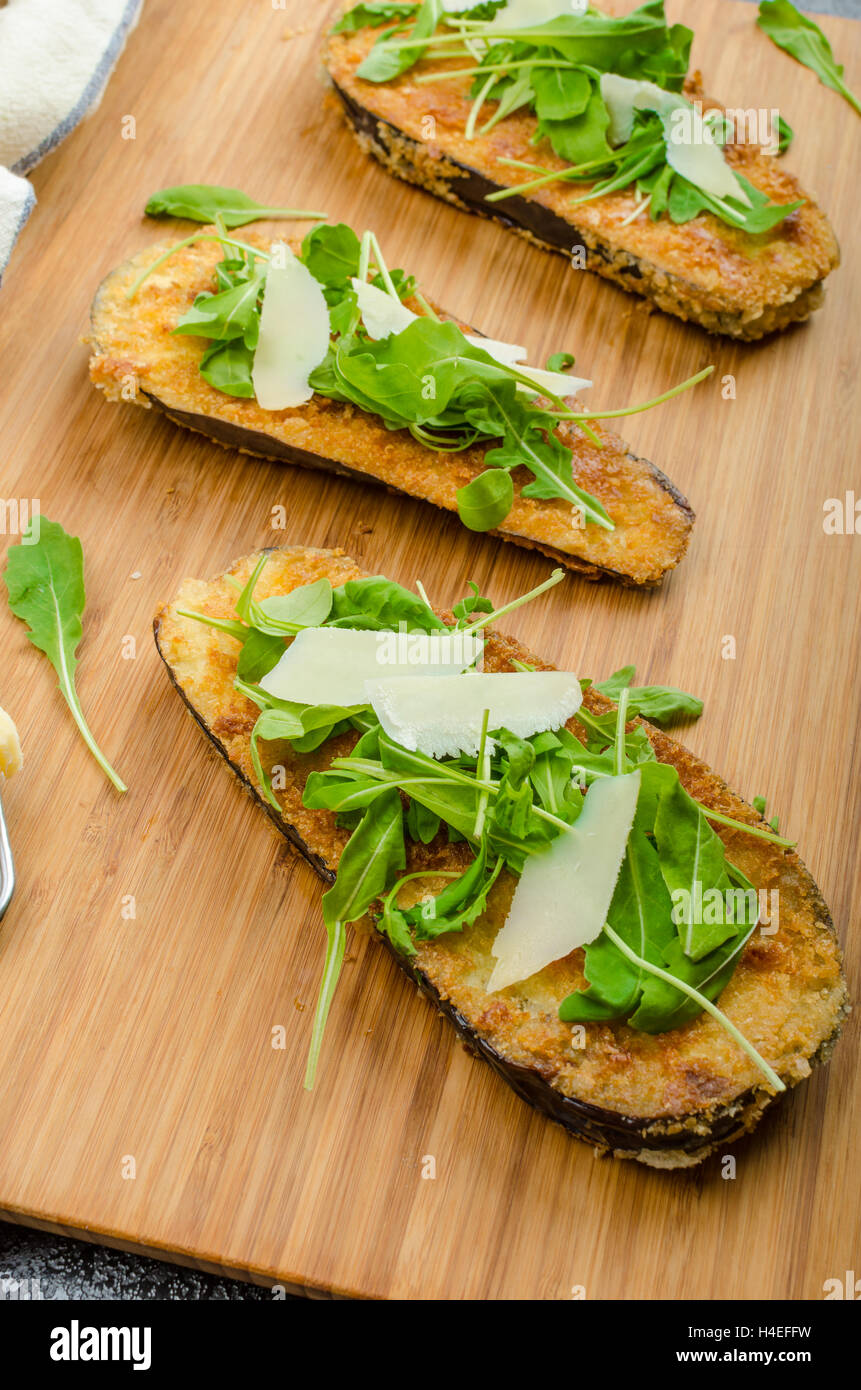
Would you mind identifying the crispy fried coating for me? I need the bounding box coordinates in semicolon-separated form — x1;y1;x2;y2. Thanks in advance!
89;237;693;586
154;547;848;1165
325;26;840;338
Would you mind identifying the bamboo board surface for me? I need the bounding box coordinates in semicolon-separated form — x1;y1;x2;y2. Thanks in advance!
0;0;858;1300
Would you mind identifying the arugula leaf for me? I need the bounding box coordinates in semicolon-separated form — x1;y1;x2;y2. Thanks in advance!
321;787;406;928
630;911;757;1033
653;777;738;961
459;377;613;527
666;170;803;234
145;184;326;228
236;627;285;682
234;564;333;636
757;0;860;115
595;667;703;724
528;730;583;820
173;273;265;347
452;581;493;626
539;86;614;166
357;0;443;81
635;19;692;91
257;579;334;630
199;339;255;397
305;788;406;1088
561;766;760;1035
250;702;365;806
3;517;126;792
332;2;419;34
487;728;536;841
560;826;674;1022
545;351;576;372
301;222;362;289
774;113;793;154
531;64;592;123
381;840;504;953
304;769;395;815
456;468;514;531
329;575;446;632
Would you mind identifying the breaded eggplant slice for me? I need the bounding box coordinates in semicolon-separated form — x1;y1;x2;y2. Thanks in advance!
154;546;848;1167
325;29;840;340
89;236;693;587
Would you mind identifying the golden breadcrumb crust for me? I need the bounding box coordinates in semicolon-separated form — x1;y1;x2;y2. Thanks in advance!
154;547;848;1164
89;236;693;586
325;25;840;338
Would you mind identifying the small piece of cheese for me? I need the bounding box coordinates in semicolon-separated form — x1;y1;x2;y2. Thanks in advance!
599;73;751;206
0;705;22;778
365;670;583;759
351;279;590;399
351;278;416;339
487;770;641;992
252;244;331;410
259;627;484;707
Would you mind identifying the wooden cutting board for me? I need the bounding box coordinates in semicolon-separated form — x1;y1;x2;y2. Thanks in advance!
0;0;857;1300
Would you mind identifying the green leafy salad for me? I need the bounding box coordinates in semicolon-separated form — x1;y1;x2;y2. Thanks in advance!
183;559;792;1091
133;184;710;537
334;0;803;233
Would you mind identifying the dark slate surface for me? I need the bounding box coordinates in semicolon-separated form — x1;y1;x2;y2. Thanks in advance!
2;0;856;1307
0;1223;281;1301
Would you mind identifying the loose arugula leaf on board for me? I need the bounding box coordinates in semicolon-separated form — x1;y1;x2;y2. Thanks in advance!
595;667;703;724
145;184;326;228
757;0;860;115
3;517;126;792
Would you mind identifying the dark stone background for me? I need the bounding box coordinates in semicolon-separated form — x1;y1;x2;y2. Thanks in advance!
1;0;856;1305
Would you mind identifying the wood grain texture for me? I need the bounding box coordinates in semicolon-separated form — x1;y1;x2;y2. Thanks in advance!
0;0;857;1300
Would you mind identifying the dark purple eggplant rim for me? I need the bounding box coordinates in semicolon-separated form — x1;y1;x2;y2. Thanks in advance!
330;80;828;340
151;399;693;589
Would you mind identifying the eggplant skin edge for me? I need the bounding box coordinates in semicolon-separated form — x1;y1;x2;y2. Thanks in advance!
330;80;835;343
88;241;694;589
151;400;692;590
152;550;848;1169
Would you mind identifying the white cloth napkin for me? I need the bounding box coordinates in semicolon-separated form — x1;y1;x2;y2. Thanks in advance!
0;0;143;282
